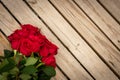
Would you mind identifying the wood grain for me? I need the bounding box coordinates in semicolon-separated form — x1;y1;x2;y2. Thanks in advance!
0;3;68;80
50;0;120;78
1;0;120;79
51;67;68;80
98;0;120;23
74;0;120;50
0;30;11;56
22;0;120;79
0;4;19;36
0;33;67;80
0;1;93;80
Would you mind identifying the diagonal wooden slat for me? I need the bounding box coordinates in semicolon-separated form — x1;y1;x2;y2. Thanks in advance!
74;0;120;50
0;4;19;36
0;3;68;80
18;0;119;79
0;29;66;80
98;0;120;23
51;67;68;80
0;1;92;80
49;0;120;78
0;30;67;80
0;30;11;56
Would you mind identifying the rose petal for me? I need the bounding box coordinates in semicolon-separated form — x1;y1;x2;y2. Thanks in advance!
39;46;49;57
42;56;56;68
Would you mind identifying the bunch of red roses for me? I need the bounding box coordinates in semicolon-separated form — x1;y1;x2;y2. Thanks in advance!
0;24;58;80
8;24;58;68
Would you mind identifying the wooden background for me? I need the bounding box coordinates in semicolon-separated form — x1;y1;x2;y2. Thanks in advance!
0;0;120;80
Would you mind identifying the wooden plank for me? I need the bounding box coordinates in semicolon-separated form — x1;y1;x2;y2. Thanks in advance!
74;0;120;50
0;4;68;80
51;67;68;80
0;33;67;80
21;0;120;79
50;0;120;78
0;3;68;80
98;0;120;23
0;1;92;80
0;33;66;80
0;4;19;36
0;30;11;56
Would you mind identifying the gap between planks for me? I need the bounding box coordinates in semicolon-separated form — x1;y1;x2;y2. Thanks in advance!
97;0;120;24
0;2;68;80
0;0;91;80
73;0;120;50
48;0;120;78
11;0;120;79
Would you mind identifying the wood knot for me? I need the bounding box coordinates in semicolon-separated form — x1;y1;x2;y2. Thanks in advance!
118;40;120;43
77;43;80;46
28;0;37;4
75;43;80;50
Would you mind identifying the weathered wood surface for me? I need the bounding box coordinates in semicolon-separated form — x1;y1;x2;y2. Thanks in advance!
98;0;120;23
50;0;120;78
74;0;120;50
0;30;11;56
0;31;67;80
25;0;119;79
0;3;68;80
0;1;92;80
0;0;120;80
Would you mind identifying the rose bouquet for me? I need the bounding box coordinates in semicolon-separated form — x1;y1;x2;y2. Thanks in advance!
0;24;58;80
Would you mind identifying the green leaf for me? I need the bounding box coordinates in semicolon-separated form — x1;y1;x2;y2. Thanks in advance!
7;58;16;65
32;73;38;80
0;59;9;70
21;65;38;74
0;72;8;80
4;49;13;58
0;58;16;73
42;66;56;77
38;73;51;80
9;67;19;75
20;74;31;80
20;59;26;65
25;57;38;66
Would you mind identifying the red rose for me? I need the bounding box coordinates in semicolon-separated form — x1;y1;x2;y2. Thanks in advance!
19;38;40;56
28;34;46;46
8;24;58;57
46;40;58;55
8;24;42;56
10;40;20;50
8;30;21;50
39;39;58;57
42;56;56;68
21;24;40;35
